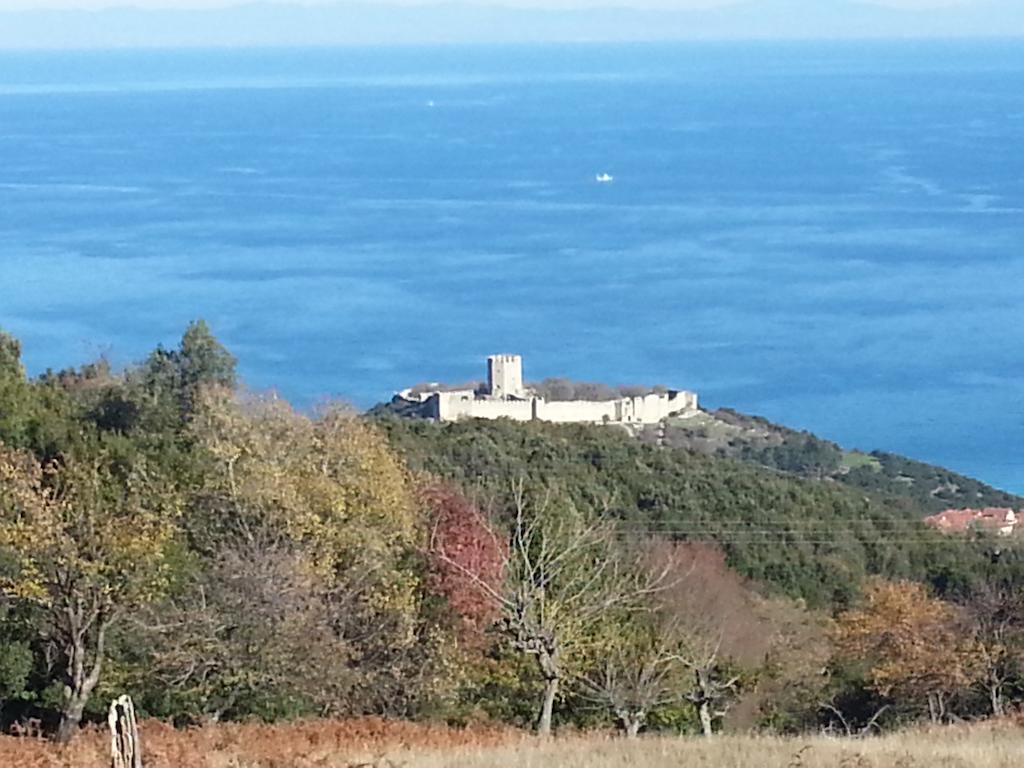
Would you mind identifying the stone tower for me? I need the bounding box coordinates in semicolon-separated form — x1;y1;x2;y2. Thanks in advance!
487;354;524;399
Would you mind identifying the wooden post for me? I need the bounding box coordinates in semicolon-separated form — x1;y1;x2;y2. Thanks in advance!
108;695;142;768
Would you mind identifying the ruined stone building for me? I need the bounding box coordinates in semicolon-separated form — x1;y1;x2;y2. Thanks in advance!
395;354;698;425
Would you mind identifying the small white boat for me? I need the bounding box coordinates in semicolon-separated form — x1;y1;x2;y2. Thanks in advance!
595;173;614;183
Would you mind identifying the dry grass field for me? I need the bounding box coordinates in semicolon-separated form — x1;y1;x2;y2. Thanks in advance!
412;729;1024;768
0;719;513;768
2;719;1023;768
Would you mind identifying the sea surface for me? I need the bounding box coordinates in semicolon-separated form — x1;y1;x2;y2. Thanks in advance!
0;42;1022;492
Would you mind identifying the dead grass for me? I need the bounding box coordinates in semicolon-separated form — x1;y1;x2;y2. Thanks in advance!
2;719;1023;768
410;725;1024;768
0;718;515;768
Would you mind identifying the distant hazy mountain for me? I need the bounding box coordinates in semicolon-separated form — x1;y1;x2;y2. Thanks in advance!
1;0;1022;50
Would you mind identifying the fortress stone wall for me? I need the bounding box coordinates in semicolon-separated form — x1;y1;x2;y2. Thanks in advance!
396;355;698;425
433;393;534;422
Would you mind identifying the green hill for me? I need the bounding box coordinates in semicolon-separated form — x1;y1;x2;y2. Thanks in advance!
648;408;1022;513
376;416;1019;610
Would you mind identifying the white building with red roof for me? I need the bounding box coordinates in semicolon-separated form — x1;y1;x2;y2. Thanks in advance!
923;508;1019;537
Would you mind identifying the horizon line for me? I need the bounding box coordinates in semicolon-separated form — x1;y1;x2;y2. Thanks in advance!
3;34;1024;54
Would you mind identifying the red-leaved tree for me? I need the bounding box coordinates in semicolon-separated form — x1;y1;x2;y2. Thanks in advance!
423;484;506;641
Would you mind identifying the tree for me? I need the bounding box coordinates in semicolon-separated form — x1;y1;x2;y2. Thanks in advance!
178;320;237;393
574;542;782;738
424;483;506;643
647;543;772;737
0;601;33;712
0;446;177;742
964;583;1024;717
747;596;833;734
432;482;667;735
134;320;237;428
191;393;418;588
142;520;355;722
0;331;33;447
833;579;978;723
577;624;681;737
187;391;435;716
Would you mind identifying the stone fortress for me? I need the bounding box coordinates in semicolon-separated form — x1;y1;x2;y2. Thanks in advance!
395;354;698;425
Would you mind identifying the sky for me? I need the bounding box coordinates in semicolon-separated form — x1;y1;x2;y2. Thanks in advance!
0;1;1019;52
0;0;995;9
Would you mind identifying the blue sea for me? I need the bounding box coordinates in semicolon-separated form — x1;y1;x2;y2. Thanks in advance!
0;42;1022;492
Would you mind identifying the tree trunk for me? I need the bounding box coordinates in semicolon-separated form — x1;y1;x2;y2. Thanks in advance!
56;697;88;745
625;716;643;739
926;692;947;724
56;613;108;744
536;676;559;736
989;683;1005;718
698;700;714;737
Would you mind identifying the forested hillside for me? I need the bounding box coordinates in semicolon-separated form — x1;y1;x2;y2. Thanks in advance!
378;417;1017;608
651;408;1022;512
4;323;1024;743
376;382;1023;514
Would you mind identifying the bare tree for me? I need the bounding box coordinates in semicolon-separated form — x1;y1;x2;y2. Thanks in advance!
575;542;780;738
578;632;680;737
142;519;357;722
431;480;668;735
673;638;742;737
650;542;771;737
818;701;890;736
966;583;1024;718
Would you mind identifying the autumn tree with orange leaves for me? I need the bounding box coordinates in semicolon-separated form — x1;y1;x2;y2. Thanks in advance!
833;579;979;723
